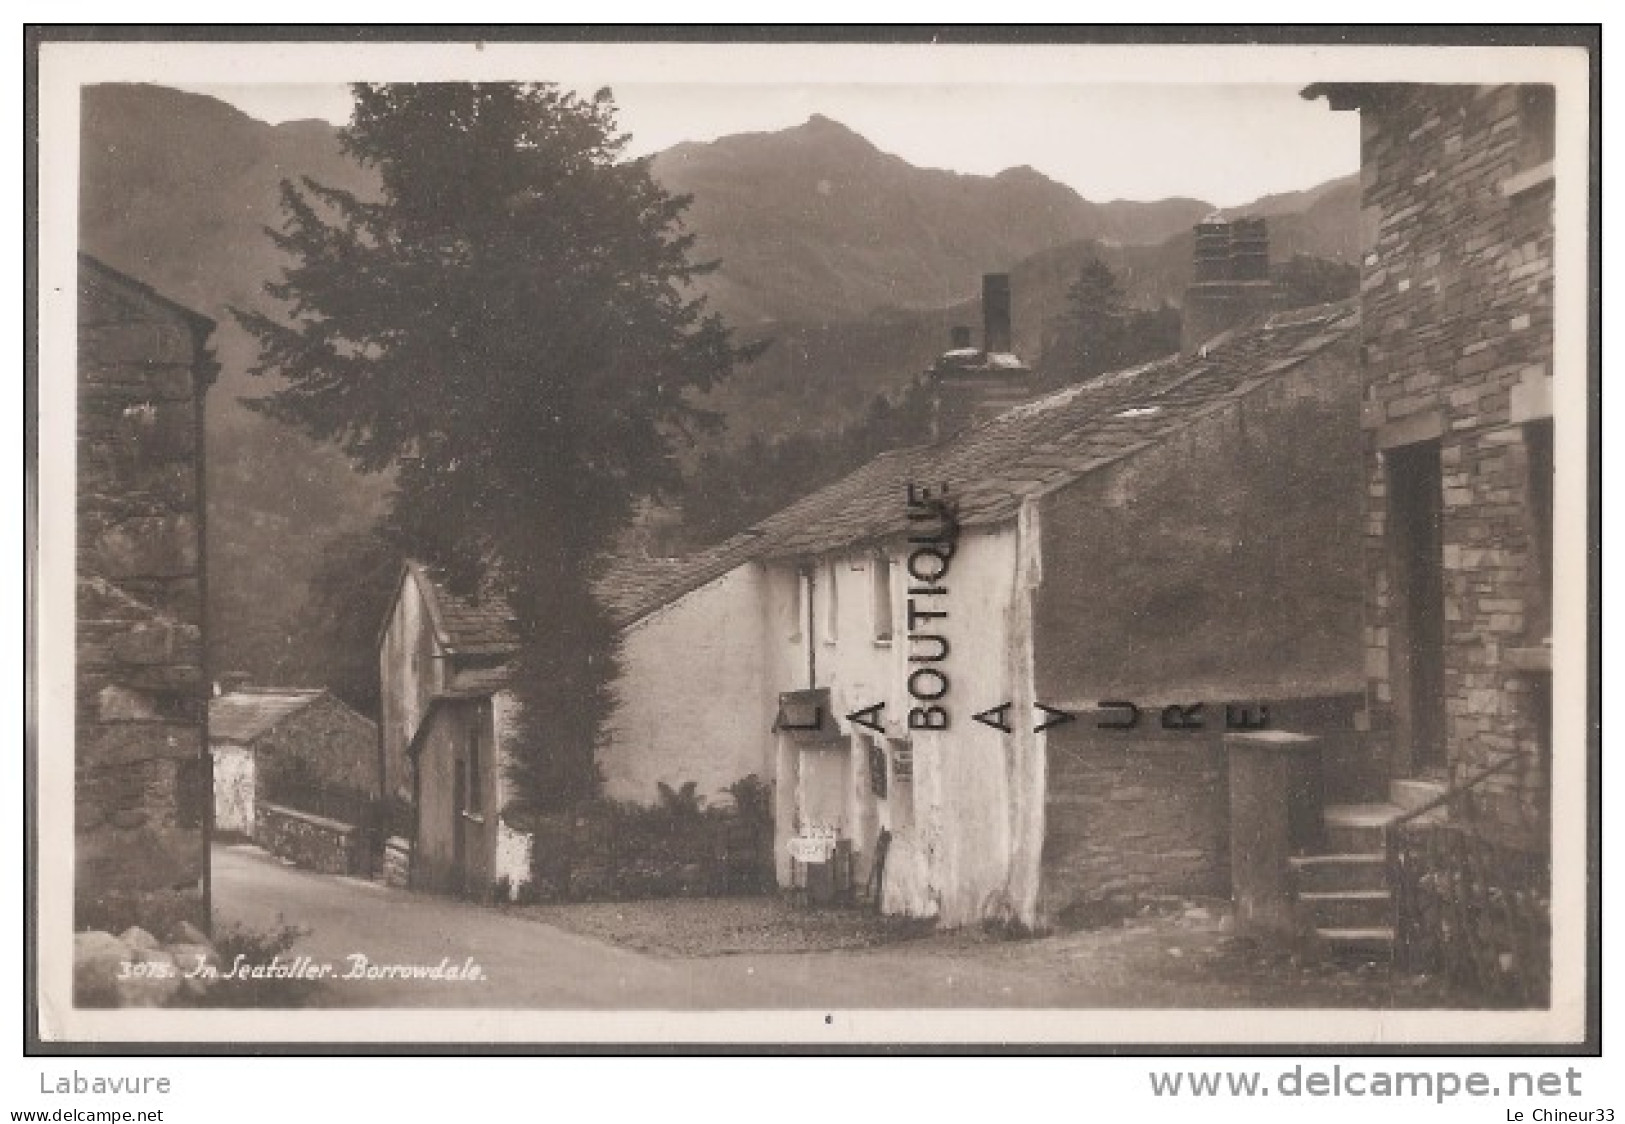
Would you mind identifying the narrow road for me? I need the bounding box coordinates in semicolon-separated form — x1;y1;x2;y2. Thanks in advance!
211;843;1066;1008
214;843;1423;1011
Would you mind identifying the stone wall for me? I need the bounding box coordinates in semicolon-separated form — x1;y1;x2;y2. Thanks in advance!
76;258;214;934
252;693;381;803
1040;693;1365;922
382;836;412;888
1355;85;1554;844
1042;724;1232;919
257;803;364;877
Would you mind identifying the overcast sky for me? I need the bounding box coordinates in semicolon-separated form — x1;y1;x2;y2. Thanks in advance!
172;80;1358;208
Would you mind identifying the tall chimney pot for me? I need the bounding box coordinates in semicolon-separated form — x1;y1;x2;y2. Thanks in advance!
1181;216;1278;353
982;274;1012;355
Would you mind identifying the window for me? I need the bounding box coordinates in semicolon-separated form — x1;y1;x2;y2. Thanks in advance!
821;560;839;644
871;553;895;643
789;570;809;641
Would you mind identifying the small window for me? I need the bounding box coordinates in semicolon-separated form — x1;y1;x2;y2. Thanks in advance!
871;554;894;643
822;560;839;644
789;570;809;641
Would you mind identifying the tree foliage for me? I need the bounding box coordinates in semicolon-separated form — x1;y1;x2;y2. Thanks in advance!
235;83;752;810
1274;252;1360;310
1042;256;1181;387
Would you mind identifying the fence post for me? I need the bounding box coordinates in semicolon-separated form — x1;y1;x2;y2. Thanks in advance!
1225;730;1320;942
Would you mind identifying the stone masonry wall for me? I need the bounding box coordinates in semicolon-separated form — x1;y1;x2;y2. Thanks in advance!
1357;85;1554;845
76;259;214;934
257;804;364;877
1042;724;1231;918
252;694;381;803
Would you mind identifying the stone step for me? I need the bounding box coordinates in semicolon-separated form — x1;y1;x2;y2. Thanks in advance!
1316;926;1396;957
1299;889;1392;930
1289;852;1388;893
1323;803;1403;852
1390;778;1451;823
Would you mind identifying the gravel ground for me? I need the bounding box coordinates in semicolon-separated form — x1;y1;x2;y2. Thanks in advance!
514;896;937;957
514;894;1481;1008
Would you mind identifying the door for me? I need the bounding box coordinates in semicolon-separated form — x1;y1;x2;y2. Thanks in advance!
451;757;468;896
1388;440;1446;774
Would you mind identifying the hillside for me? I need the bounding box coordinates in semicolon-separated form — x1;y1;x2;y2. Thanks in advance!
80;84;394;689
77;84;1357;701
714;177;1361;446
653;114;1212;327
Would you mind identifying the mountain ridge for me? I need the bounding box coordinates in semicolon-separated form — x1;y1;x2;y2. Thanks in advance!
77;82;1359;695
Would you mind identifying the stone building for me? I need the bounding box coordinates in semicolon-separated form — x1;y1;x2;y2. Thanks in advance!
76;255;215;934
208;686;379;839
384;264;1370;926
743;278;1364;929
379;545;771;899
1306;82;1556;848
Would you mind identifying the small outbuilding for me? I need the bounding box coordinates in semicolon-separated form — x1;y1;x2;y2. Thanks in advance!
208;687;379;839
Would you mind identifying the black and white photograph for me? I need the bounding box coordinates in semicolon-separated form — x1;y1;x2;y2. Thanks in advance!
29;31;1595;1049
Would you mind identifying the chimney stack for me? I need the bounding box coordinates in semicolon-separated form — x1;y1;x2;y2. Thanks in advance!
950;325;973;351
1230;216;1270;281
928;273;1033;441
982;273;1012;355
1180;214;1279;353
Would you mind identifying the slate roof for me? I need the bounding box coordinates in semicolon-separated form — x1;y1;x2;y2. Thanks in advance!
744;300;1359;558
209;689;328;745
591;533;768;629
80;253;216;332
406;560;520;658
401;299;1357;657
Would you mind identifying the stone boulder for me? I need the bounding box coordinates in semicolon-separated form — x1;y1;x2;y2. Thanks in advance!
114;947;181;1008
74;930;131;1007
166;942;219;1000
119;925;160;951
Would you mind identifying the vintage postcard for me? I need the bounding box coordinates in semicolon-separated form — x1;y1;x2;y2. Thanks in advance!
30;31;1595;1047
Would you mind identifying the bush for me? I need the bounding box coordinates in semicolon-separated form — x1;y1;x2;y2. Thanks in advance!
179;920;326;1008
522;775;776;901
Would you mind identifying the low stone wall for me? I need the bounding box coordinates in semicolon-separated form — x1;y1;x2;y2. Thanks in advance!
1042;725;1232;923
525;806;775;902
257;803;364;877
382;836;412;888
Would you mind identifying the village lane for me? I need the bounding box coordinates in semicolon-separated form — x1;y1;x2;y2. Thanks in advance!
211;843;1081;1010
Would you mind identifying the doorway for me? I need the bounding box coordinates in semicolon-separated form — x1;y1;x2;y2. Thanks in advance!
1387;439;1446;774
452;757;467;895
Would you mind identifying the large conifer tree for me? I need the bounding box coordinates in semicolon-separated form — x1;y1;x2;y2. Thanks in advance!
236;83;749;811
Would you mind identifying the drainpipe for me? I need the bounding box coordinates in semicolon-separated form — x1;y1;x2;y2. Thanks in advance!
805;565;817;688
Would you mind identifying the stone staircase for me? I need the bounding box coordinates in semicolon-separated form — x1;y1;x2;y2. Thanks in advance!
1288;779;1448;957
